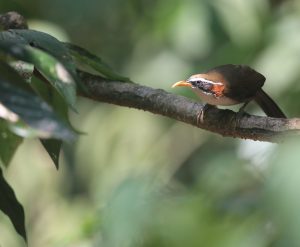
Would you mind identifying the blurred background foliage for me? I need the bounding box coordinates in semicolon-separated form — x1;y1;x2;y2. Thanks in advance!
1;0;300;246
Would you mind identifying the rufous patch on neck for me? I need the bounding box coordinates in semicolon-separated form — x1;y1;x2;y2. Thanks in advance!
211;83;225;97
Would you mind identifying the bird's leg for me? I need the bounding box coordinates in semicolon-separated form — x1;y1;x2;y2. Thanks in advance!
235;101;250;128
197;104;215;124
237;101;250;117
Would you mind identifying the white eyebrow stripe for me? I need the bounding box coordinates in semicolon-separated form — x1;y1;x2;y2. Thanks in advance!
188;77;223;85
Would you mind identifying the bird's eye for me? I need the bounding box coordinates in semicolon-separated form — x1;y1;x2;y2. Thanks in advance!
188;79;199;87
189;79;213;92
190;80;200;87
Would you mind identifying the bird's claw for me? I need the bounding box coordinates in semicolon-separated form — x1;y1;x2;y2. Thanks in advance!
197;104;214;125
197;109;204;125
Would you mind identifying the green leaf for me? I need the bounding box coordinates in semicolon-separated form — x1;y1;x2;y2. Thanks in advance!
30;75;70;122
64;43;131;82
27;46;77;111
1;29;78;80
11;29;75;62
31;76;79;169
0;30;27;46
0;167;27;242
0;119;23;167
0;55;32;92
31;75;85;135
8;29;88;97
40;139;62;169
0;61;75;140
0;31;77;111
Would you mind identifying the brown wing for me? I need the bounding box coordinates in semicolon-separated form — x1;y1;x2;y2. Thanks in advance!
206;64;265;102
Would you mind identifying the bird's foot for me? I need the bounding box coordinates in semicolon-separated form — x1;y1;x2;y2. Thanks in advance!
197;104;215;125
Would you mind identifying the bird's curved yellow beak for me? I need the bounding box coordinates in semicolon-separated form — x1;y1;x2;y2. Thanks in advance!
171;80;192;88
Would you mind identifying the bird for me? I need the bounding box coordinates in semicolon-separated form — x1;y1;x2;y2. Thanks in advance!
172;64;286;120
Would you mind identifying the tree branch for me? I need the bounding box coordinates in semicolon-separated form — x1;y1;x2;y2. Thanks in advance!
78;71;300;143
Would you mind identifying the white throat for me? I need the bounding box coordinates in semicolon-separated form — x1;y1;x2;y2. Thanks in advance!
192;88;239;106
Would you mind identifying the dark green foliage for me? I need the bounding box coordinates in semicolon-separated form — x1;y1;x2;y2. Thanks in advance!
0;26;129;240
0;31;77;110
40;139;62;169
0;61;75;140
0;167;26;242
65;43;131;82
0;119;22;166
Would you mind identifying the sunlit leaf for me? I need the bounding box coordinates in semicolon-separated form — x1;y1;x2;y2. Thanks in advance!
0;61;75;140
0;31;77;110
27;47;77;110
12;29;84;97
2;29;77;78
0;119;23;167
64;43;131;82
0;167;27;242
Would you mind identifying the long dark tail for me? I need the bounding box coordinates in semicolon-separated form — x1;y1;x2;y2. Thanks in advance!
254;89;286;118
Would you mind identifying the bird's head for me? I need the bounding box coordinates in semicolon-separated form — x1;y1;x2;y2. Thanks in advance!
172;74;225;97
